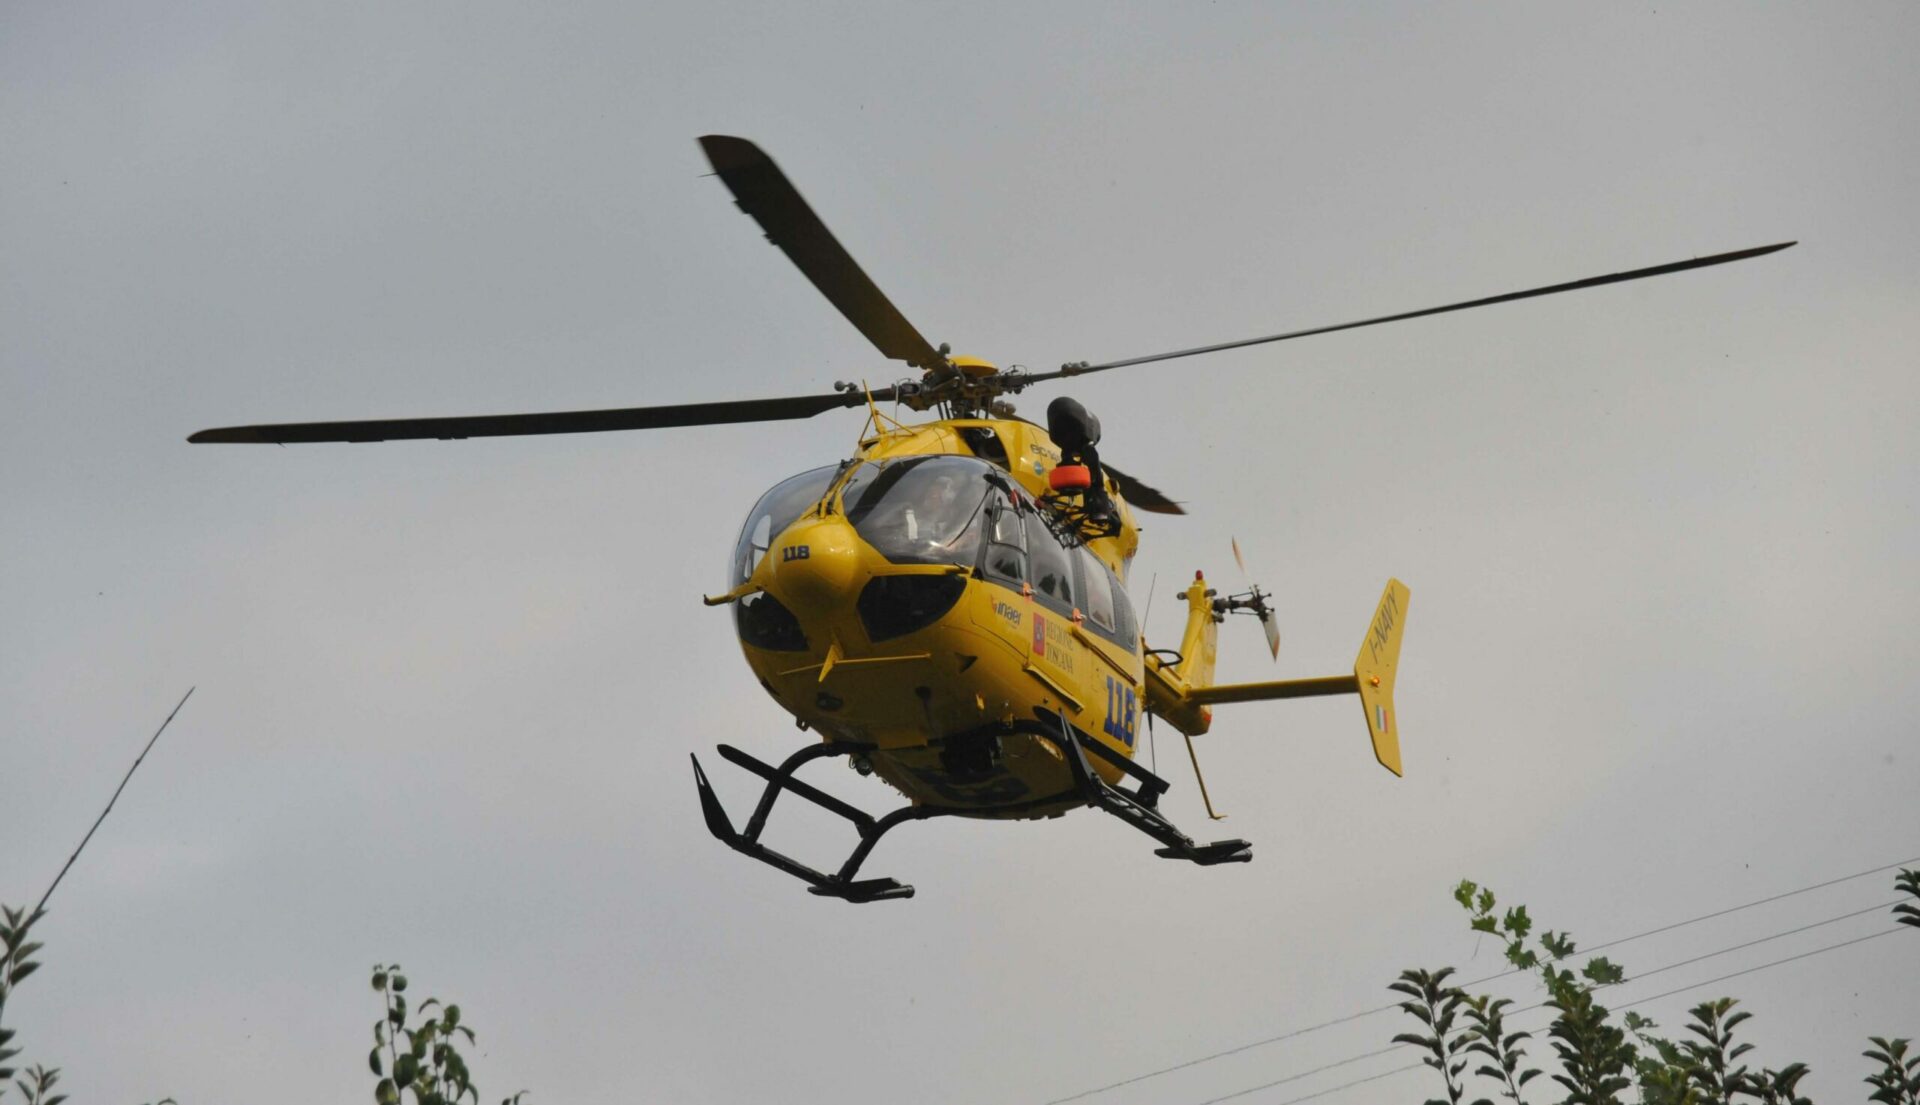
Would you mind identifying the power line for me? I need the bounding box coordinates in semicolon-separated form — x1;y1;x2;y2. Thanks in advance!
1042;1004;1389;1104
1204;924;1907;1105
1041;853;1916;1105
1600;900;1895;991
1266;1063;1424;1105
1616;928;1904;1012
1189;1046;1405;1105
1495;899;1899;1019
1581;862;1913;957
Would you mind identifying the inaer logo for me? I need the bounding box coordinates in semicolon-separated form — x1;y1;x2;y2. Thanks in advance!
1032;614;1047;656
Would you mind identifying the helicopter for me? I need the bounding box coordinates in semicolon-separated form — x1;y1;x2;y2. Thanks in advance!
190;135;1792;902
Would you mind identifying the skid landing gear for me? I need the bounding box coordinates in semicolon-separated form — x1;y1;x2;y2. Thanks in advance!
1034;711;1253;866
690;716;1250;903
691;741;951;902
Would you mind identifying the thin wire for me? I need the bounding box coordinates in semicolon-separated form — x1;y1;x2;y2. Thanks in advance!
1616;928;1903;1012
1189;1045;1406;1105
1501;899;1899;1018
1581;865;1909;957
1045;1004;1394;1105
1266;1062;1425;1105
1602;900;1894;990
1205;925;1905;1105
1458;855;1919;990
33;687;195;917
1042;853;1917;1105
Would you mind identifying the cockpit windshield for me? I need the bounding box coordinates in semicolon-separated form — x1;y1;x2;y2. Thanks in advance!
840;455;992;567
730;464;838;585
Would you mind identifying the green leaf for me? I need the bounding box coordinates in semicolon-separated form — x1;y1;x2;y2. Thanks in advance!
372;971;389;992
1454;880;1479;910
8;964;40;987
1476;888;1495;914
392;974;408;993
1393;1032;1439;1050
376;1078;400;1105
369;1048;383;1076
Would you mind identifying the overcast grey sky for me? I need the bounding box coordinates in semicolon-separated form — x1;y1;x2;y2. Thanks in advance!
3;3;1915;1103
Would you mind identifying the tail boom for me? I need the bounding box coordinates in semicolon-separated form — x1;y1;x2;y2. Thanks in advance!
1143;579;1409;775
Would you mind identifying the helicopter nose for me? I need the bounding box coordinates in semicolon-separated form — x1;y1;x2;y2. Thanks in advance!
770;516;861;618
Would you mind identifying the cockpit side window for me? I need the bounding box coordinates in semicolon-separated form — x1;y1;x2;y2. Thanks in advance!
1027;514;1076;614
1110;566;1139;648
1075;548;1139;651
731;464;838;586
1078;548;1117;634
981;489;1028;586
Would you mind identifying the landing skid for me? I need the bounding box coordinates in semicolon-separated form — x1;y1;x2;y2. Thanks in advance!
689;715;1250;903
1033;710;1253;866
691;741;946;902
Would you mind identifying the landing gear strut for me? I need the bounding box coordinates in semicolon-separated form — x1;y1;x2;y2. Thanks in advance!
1036;710;1253;866
691;741;949;902
689;714;1251;903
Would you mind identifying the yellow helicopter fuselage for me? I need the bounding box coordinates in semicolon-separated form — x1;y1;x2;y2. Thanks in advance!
724;415;1156;818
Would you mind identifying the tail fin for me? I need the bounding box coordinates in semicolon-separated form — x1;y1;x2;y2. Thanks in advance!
1144;577;1410;777
1353;579;1409;776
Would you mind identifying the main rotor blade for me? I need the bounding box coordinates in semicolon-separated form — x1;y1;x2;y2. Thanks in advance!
1036;241;1795;381
701;136;947;371
188;389;874;444
1106;461;1185;515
